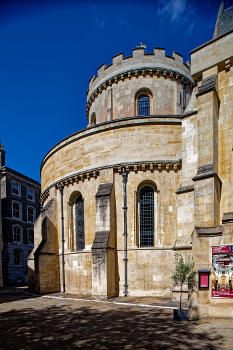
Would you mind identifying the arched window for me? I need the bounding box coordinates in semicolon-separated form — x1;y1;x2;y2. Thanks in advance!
139;185;154;247
75;195;85;250
138;94;150;116
90;112;96;126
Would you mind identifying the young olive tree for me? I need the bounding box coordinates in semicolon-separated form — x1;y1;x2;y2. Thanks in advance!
171;253;196;309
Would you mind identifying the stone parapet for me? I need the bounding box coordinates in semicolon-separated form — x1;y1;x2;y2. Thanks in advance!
88;47;192;97
86;48;194;120
191;31;233;77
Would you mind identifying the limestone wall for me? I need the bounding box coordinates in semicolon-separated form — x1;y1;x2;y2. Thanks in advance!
191;32;233;77
192;222;233;318
88;75;186;124
191;33;233;223
88;48;191;97
41;118;182;192
86;48;193;124
218;64;233;217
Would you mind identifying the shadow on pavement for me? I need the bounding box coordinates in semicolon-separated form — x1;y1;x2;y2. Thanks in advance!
0;287;40;305
0;302;223;350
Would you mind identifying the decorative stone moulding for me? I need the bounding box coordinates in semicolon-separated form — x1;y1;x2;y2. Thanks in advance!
114;160;181;174
225;59;231;71
40;159;181;205
86;66;194;118
195;226;222;237
222;212;233;223
40;188;50;205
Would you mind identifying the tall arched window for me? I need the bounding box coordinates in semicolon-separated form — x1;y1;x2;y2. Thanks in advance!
139;185;154;247
75;195;85;250
138;94;150;116
90;112;96;126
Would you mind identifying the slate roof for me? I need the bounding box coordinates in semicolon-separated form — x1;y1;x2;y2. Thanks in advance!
218;5;233;36
197;74;217;96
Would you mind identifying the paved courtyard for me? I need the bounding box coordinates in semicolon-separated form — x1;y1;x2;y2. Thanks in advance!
0;287;232;350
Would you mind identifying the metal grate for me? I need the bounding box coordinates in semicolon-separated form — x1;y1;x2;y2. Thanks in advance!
140;186;154;247
138;95;150;116
75;196;85;250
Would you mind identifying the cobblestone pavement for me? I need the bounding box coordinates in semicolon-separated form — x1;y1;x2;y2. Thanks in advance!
0;287;232;350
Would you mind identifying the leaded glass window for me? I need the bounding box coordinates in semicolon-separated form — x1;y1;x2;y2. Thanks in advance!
138;95;150;116
75;196;85;250
139;185;154;247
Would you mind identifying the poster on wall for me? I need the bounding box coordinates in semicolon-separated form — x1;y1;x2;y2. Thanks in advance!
212;245;233;298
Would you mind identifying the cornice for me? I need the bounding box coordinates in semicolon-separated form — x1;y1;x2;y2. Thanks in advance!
0;166;41;188
40;159;182;205
190;29;233;55
176;184;194;194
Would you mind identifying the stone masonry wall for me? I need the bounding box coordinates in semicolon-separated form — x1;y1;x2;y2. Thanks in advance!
41;119;182;192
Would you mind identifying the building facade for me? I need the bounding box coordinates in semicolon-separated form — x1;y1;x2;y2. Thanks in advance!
0;168;3;287
29;1;233;317
0;145;41;285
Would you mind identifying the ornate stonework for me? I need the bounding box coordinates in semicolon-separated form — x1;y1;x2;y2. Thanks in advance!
30;2;233;318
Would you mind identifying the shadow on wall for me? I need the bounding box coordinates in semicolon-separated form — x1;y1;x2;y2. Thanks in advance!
28;209;60;293
0;303;223;350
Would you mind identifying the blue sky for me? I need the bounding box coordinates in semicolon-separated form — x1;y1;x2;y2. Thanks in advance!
0;0;232;182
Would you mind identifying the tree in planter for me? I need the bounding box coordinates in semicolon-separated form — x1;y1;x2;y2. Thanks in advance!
171;253;196;310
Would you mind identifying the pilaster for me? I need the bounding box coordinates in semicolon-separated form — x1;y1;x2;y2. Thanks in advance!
92;183;117;298
193;72;221;227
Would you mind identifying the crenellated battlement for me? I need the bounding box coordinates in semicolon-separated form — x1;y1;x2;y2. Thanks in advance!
86;47;194;118
87;47;192;95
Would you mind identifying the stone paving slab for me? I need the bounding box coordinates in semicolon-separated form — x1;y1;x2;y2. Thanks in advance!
0;287;232;350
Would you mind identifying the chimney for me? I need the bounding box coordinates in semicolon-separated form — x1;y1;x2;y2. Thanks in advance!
0;144;5;167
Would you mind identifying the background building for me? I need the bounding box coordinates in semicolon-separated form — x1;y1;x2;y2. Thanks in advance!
29;1;233;318
0;166;3;287
0;144;40;285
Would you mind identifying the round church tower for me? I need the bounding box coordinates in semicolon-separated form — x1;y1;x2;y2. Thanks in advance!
33;47;194;297
86;46;193;125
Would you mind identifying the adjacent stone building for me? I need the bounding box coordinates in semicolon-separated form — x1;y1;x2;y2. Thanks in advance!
29;1;233;318
0;144;41;285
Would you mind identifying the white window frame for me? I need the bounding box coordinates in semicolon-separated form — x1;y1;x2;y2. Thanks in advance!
27;206;35;223
28;228;34;244
13;225;22;243
12;201;22;220
26;188;35;202
11;182;21;197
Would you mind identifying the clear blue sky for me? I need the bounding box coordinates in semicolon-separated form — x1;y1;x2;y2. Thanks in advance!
0;0;232;182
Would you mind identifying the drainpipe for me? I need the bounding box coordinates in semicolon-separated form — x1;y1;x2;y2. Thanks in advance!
182;83;186;114
121;167;128;297
58;184;66;293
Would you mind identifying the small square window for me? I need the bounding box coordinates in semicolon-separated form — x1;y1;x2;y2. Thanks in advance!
12;182;21;196
12;202;20;219
13;226;21;242
28;229;34;244
27;207;35;222
27;188;35;201
14;249;21;265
